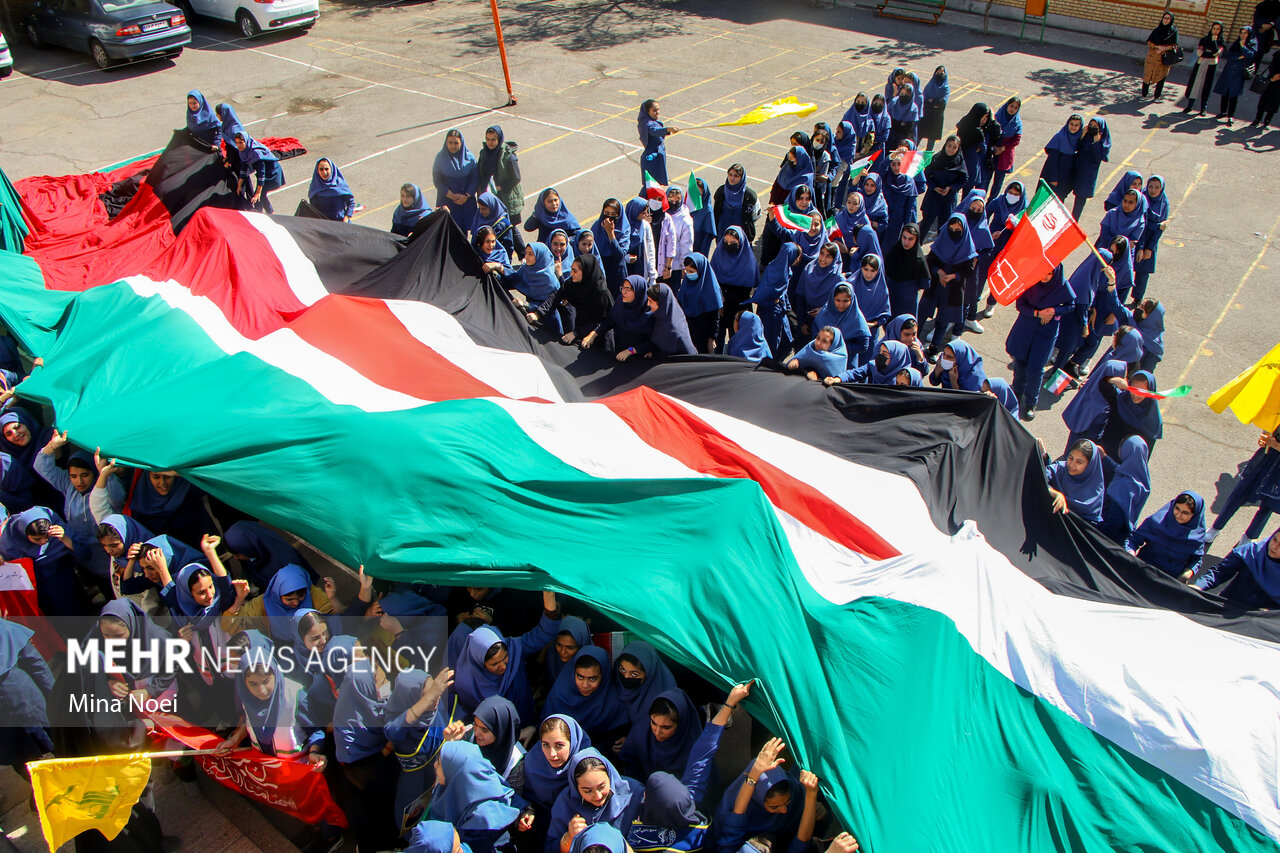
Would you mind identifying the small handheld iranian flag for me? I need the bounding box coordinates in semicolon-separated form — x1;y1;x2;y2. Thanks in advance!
772;204;821;233
686;172;704;211
1044;368;1074;396
1127;384;1192;400
987;180;1090;305
642;172;668;211
898;149;932;179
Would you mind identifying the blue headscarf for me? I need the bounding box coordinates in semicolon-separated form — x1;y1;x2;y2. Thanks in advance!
960;190;995;252
1134;492;1207;564
690;179;716;240
715;765;801;841
721;165;747;211
793;327;849;378
1112;328;1146;364
552;748;640;830
1044;114;1084;156
216;103;245;145
571;824;628;853
869;340;911;385
234;130;276;168
393;184;431;232
576;229;604;266
988;180;1026;229
1085;116;1113;161
869;94;891;143
678;253;723;318
473;191;512;236
433;129;478;193
173;562;224;631
616;641;677;728
813;283;869;365
430;741;520;830
923;66;949;101
223;520;310;588
475;124;506;181
523;714;592;810
1067;248;1112;307
941;340;987;391
475;227;514;274
334;665;388;763
513;243;562;303
129;470;193;517
638;104;664;147
288;607;330;673
882;313;916;346
1108;436;1152;530
546;617;593;685
0;507;67;563
592;197;632;255
797;253;843;314
843;93;873;140
857;172;888;224
454;625;520;714
778;146;815;193
889;84;919;122
545;647;629;734
186;90;220;141
1047;440;1106;523
931;213;977;265
100;514;153;572
986;376;1020;418
834;121;858;164
1136;300;1165;358
791;218;828;264
1105;171;1144;209
1223;532;1280;600
835;198;872;246
1115;370;1164;441
1144;174;1170;224
618;688;702;780
710;227;758;289
308;158;352;207
0;618;34;680
406;821;457;853
234;631;302;756
994;97;1023;140
646;283;696;356
534;187;581;235
901;367;924;386
1101;190;1148;242
474;694;522;775
607;276;656;346
726;311;772;361
263;564;313;644
850;254;891;325
753;243;799;309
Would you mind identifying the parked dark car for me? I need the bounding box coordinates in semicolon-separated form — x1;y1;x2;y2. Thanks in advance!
25;0;191;69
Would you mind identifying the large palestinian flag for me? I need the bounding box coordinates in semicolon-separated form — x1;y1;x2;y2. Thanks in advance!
3;135;1280;852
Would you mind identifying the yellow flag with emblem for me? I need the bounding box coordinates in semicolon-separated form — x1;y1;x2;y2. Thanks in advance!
28;753;152;852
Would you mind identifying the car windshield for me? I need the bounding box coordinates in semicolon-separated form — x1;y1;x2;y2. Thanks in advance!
98;0;161;12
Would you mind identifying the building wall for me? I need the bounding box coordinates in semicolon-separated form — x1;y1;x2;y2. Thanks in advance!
977;0;1254;43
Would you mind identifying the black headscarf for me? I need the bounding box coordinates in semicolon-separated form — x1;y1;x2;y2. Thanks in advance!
563;254;613;326
955;103;991;149
884;224;930;281
1147;13;1178;45
780;131;814;168
924;136;967;179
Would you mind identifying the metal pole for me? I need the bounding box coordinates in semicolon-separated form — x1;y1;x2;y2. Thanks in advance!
489;0;517;107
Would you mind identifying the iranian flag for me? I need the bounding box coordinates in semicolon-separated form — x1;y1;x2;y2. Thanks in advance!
5;137;1280;853
642;171;668;210
987;180;1090;305
771;203;819;232
898;149;932;178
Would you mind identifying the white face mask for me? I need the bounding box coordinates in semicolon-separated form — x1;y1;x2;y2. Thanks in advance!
940;357;956;370
648;199;662;211
377;680;392;701
1005;192;1021;205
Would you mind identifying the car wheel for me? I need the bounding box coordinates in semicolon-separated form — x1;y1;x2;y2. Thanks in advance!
89;39;112;69
236;9;259;38
26;21;45;48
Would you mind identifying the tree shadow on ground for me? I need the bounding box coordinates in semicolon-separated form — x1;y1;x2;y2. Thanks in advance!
1025;67;1141;111
438;0;686;55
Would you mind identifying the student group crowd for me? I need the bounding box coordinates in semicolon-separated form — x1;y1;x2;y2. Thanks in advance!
2;43;1280;851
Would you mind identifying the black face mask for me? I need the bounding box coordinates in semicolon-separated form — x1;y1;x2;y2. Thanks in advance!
875;353;890;371
966;209;981;222
856;101;868;112
725;242;740;252
949;228;963;240
620;675;643;689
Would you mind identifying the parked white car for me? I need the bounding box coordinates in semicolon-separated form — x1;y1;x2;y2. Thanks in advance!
178;0;315;39
0;31;13;77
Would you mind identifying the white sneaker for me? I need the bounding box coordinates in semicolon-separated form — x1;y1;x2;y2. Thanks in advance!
964;319;984;334
1203;527;1220;545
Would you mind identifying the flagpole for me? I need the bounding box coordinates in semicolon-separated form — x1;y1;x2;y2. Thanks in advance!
489;0;517;107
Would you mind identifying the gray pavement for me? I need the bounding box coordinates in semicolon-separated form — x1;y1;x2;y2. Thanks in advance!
0;2;1278;839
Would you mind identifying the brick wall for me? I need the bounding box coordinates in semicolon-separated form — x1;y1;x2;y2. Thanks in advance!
985;0;1254;42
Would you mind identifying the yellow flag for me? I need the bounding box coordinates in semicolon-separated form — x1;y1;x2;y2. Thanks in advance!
1206;341;1280;432
29;753;152;852
716;97;818;128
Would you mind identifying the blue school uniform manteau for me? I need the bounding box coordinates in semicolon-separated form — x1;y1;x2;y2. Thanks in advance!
1040;115;1082;187
523;714;592;812
776;147;815;194
223;520;309;588
433;130;480;229
1046;440;1107;523
547;749;643;853
1103;436;1152;538
334;665;388;763
794;255;844;323
934;339;987;391
726;311;772;361
1070;118;1111;200
711;766;802;853
677;253;723;320
527;188;582;245
307;158;355;221
812;283;869;368
1061;329;1144;436
638;105;674;186
792;328;849;379
752;244;797;357
393;184;431;236
545;647;629;739
1129;492;1208;577
186;90;221;147
850;254;892;330
645;283;697;357
618;688;703;780
616;641;677;728
1135;176;1170;276
429;741;521;853
710;227;758;290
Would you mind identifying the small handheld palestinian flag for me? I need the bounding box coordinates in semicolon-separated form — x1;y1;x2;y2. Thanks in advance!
987;180;1090;305
1044;368;1074;396
1127;384;1192;400
846;150;881;181
642;172;668;211
898;149;933;179
687;172;704;211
